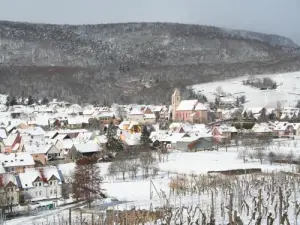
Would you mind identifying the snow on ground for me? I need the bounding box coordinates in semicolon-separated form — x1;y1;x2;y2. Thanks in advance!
101;148;295;204
192;71;300;108
9;141;300;224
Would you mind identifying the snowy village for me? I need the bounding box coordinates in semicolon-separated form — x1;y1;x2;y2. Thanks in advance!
0;72;300;224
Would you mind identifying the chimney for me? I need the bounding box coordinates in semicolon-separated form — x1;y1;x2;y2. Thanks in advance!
39;168;48;183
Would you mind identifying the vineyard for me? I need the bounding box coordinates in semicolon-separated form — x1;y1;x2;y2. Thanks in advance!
30;171;300;225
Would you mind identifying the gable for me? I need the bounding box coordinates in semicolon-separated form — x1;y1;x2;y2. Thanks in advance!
33;176;42;183
47;145;60;154
144;108;153;114
48;175;59;181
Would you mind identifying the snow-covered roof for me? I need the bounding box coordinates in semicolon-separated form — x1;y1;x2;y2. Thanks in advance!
58;129;88;134
194;103;207;111
129;108;143;115
163;133;186;143
60;139;74;149
17;126;45;136
214;125;237;134
73;141;101;153
251;123;273;133
0;128;7;139
176;100;198;111
274;122;293;131
118;121;131;130
94;135;107;144
75;132;93;142
3;133;19;146
124;133;141;146
18;166;63;189
0;152;34;167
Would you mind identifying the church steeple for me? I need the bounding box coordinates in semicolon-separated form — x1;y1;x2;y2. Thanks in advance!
172;88;180;121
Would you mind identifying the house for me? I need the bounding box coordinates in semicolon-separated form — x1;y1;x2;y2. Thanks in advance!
171;89;208;123
69;141;102;160
119;121;142;134
187;138;214;151
0;173;20;206
0;153;35;173
144;113;156;124
120;131;141;149
57;129;88;139
127;108;145;124
24;143;62;165
98;112;118;125
3;133;22;153
273;122;294;137
54;139;74;159
251;123;273;137
17;167;64;203
67;116;84;129
212;124;237;140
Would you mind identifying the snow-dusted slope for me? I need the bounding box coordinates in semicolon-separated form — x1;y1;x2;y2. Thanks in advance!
193;71;300;108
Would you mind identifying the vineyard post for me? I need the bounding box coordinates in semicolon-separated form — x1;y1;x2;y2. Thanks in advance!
279;187;283;224
258;188;262;217
228;193;233;224
293;177;297;225
210;190;215;224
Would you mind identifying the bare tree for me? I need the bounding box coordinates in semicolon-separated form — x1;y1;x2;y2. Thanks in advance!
216;86;225;96
140;152;156;178
128;159;140;179
254;146;265;165
72;156;105;208
116;160;130;181
238;148;248;163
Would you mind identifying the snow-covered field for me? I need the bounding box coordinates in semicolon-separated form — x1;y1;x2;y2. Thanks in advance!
8;142;300;225
192;71;300;108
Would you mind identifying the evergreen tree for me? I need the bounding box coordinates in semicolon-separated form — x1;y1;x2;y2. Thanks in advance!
27;95;35;105
106;123;124;152
6;96;17;106
140;126;152;148
41;97;49;105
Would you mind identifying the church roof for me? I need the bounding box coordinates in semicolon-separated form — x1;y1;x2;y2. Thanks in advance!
176;100;198;111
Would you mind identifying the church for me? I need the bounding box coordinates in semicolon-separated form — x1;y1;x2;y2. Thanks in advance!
172;89;208;123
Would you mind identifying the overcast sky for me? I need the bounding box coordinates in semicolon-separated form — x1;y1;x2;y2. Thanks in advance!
1;0;300;44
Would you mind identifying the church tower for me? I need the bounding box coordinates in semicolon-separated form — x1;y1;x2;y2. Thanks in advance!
172;88;180;121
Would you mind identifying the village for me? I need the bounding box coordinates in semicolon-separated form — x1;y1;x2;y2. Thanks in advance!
0;73;300;224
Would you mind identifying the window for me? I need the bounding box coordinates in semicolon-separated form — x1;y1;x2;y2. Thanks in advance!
39;191;42;196
11;197;14;201
36;192;38;197
50;190;53;194
39;182;41;186
49;181;52;186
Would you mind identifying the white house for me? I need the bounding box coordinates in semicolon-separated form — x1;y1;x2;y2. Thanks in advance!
127;108;145;124
17;167;64;202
